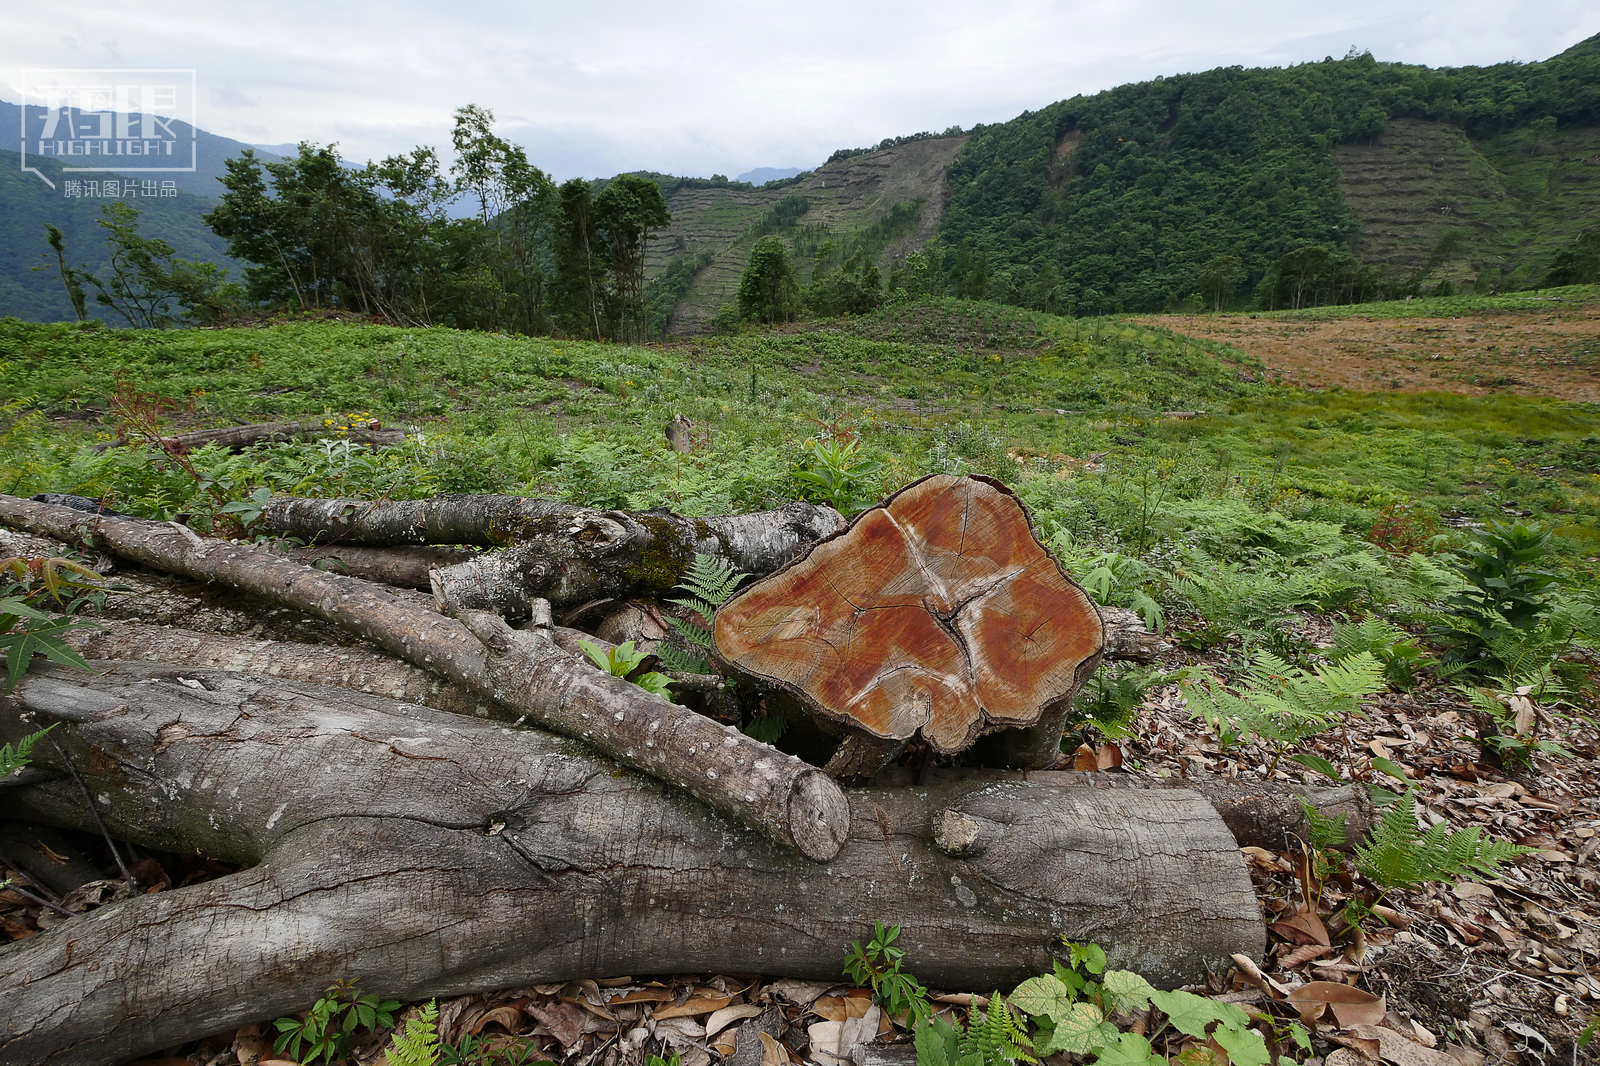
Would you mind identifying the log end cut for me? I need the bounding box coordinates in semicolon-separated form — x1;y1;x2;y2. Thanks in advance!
713;475;1104;757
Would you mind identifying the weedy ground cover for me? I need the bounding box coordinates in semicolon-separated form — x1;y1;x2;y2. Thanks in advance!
1;294;1598;1061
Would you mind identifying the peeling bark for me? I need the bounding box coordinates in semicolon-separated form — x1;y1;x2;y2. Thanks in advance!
0;661;1264;1066
0;494;849;860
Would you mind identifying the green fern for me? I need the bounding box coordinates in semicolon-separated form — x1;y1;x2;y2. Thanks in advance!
1355;791;1535;892
668;553;747;622
959;997;1035;1065
0;723;56;779
661;553;749;676
384;1000;440;1066
1298;798;1349;851
1182;650;1383;776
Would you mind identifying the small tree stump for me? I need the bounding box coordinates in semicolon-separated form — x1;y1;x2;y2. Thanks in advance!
713;475;1104;776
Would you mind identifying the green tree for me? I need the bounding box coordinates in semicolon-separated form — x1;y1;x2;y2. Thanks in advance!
1195;255;1244;312
61;203;242;328
594;174;672;340
1543;230;1600;286
737;236;801;323
449;105;556;333
888;250;933;302
551;178;605;338
43;224;89;322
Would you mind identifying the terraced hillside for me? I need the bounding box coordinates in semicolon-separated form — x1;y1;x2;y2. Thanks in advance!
645;135;965;333
1334;118;1600;288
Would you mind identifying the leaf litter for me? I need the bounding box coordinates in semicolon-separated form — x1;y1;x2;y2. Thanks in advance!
3;621;1597;1065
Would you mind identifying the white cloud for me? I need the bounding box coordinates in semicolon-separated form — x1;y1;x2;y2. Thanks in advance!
2;0;1595;180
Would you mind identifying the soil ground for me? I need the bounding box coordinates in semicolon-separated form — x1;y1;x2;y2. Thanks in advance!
1142;310;1600;402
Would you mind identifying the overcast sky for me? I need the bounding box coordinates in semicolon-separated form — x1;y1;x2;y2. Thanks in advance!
3;1;1596;181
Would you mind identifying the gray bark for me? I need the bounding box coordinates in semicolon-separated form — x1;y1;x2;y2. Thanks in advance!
93;420;405;454
0;495;849;860
0;661;1264;1066
270;542;478;590
428;501;845;616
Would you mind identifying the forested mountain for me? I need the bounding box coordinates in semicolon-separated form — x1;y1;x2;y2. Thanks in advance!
3;33;1597;327
0;99;282;200
1;99;276;321
931;33;1600;313
0;150;240;322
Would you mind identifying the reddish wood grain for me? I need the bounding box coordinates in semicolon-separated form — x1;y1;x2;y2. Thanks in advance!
714;475;1104;753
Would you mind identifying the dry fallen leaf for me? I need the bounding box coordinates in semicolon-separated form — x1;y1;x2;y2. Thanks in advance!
469;1004;528;1036
608;988;675;1006
1097;742;1124;769
527;1001;587;1049
1280;943;1334;968
705;1003;764;1039
758;1030;789;1066
1350;1025;1460;1066
1327;1030;1382;1064
765;978;835;1007
654;993;734;1020
1286;981;1385;1027
1230;953;1290;998
232;1022;270;1066
1072;743;1099;771
1271;910;1331;948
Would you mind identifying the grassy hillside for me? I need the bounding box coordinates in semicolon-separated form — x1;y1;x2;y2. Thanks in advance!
932;33;1600;313
2;294;1597;579
0;150;242;322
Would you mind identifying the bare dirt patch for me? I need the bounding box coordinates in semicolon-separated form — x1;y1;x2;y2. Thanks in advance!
1146;310;1600;401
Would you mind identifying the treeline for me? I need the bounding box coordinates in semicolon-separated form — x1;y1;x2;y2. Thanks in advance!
824;127;967;165
47;107;673;339
928;34;1600;314
721;199;930;326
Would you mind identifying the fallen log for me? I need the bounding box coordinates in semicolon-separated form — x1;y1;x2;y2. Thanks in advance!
714;476;1104;777
0;494;849;860
270;541;478;590
61;619;1362;846
261;494;843;615
0;660;1265;1066
93;419;405;454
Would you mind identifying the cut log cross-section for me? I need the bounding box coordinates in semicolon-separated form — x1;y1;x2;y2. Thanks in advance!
714;475;1105;777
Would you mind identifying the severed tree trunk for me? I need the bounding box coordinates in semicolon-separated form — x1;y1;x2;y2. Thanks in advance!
263;496;845;615
0;660;1265;1066
714;476;1104;777
0;494;849;860
93;419;405;454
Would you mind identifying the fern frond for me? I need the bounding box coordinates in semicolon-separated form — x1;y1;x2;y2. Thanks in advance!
672;554;747;611
655;641;709;675
1356;790;1534;890
1312;651;1385;700
666;614;714;653
385;999;440;1066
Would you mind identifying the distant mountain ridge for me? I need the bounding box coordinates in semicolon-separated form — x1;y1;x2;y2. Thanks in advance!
735;167;805;185
0;149;240;322
4;31;1598;325
1;98;281;200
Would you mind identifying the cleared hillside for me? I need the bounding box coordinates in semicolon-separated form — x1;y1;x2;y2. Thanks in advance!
645;136;966;333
